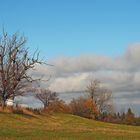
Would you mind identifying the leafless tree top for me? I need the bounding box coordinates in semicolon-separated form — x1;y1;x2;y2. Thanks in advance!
35;88;57;108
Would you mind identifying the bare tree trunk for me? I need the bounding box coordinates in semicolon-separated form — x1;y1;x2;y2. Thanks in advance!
44;102;48;109
1;99;6;110
11;96;15;109
1;90;7;110
44;105;47;109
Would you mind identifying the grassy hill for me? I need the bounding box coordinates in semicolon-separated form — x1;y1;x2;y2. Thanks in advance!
0;112;140;140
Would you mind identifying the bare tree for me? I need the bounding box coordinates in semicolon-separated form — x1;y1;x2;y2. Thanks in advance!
86;80;113;113
35;89;57;109
0;31;45;108
86;80;100;103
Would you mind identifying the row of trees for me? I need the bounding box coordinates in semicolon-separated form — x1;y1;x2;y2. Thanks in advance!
100;108;140;125
34;80;113;120
33;88;140;126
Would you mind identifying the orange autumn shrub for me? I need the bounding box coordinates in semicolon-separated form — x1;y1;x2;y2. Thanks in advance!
70;97;98;119
48;99;71;113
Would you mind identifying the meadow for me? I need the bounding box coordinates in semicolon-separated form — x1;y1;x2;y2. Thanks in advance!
0;112;140;140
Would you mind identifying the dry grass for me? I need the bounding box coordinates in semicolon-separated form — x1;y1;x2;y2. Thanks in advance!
0;112;140;140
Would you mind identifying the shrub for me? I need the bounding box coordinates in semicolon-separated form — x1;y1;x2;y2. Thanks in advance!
48;99;71;113
69;97;98;119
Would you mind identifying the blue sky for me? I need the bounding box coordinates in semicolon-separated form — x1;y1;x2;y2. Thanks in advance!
0;0;140;59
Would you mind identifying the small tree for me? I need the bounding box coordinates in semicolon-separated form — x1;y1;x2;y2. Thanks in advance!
35;89;57;109
48;99;70;113
125;108;135;125
0;31;45;108
86;80;113;114
70;96;98;119
120;112;126;122
87;80;100;103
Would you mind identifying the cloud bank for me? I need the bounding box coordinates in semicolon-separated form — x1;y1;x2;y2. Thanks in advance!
33;44;140;108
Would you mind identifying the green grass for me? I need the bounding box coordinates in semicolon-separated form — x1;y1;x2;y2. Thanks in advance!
0;112;140;140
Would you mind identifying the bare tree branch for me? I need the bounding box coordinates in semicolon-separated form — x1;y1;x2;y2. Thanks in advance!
35;88;57;109
0;31;47;108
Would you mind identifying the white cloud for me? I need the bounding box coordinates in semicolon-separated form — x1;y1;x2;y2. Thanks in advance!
49;73;89;92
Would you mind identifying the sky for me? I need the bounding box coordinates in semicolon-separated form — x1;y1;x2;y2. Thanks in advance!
0;0;140;58
0;0;140;115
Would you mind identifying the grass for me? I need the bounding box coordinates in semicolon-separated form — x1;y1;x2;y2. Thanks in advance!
0;112;140;140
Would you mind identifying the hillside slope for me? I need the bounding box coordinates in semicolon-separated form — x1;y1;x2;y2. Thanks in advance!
0;112;140;140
